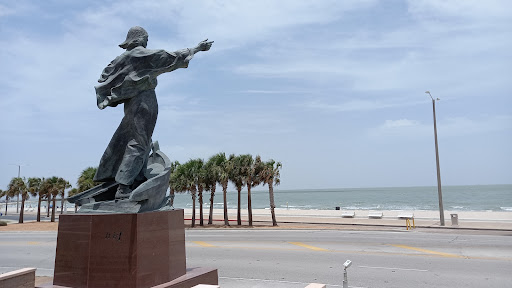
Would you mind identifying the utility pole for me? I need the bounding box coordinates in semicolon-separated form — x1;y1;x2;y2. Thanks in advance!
17;165;20;213
425;91;445;226
9;163;25;214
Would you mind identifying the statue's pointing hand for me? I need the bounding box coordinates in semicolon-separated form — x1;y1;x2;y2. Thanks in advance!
197;39;213;52
98;98;109;110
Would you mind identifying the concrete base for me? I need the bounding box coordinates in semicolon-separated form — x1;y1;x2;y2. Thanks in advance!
305;284;326;288
0;268;36;288
38;267;218;288
153;267;218;288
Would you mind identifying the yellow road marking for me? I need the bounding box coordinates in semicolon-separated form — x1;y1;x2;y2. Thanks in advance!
288;242;328;251
186;241;509;261
192;241;215;247
392;244;464;258
28;241;39;245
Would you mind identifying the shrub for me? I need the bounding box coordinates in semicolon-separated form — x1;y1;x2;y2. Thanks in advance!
0;220;7;226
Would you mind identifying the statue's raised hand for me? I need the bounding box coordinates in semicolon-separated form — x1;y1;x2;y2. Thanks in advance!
98;98;109;110
196;39;213;52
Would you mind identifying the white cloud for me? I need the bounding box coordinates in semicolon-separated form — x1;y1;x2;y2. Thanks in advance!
439;115;512;137
165;0;376;46
0;4;13;17
370;114;512;140
63;0;378;52
382;119;419;128
229;0;512;98
407;0;512;21
241;90;308;94
368;118;430;140
300;97;426;112
0;2;34;17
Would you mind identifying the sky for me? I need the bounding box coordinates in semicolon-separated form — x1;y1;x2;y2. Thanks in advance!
0;0;511;191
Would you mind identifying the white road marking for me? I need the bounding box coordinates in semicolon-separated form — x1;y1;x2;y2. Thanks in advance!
358;265;428;272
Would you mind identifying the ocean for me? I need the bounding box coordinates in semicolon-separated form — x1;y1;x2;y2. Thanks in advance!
4;184;510;213
171;184;512;212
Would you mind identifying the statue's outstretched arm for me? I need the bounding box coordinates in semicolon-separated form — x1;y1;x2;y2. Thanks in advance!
160;39;214;75
177;39;214;62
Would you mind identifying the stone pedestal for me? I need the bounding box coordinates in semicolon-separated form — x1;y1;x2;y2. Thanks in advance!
46;209;217;288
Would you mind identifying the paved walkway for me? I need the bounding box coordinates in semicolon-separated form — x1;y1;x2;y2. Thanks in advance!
183;209;512;231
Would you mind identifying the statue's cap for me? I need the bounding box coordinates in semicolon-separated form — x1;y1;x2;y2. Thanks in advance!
119;26;148;49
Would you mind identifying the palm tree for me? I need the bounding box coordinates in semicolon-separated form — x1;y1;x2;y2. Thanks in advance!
239;154;257;226
0;189;4;214
196;160;207;226
170;164;186;203
184;159;205;227
37;178;51;221
205;154;224;225
44;177;59;222
3;182;18;216
229;154;245;225
171;161;197;227
0;189;7;215
6;187;16;216
77;167;99;192
4;181;16;216
44;176;68;222
59;180;71;214
215;153;231;226
27;177;43;222
259;159;282;226
8;177;27;223
13;182;20;214
168;161;180;207
42;178;53;218
67;188;80;212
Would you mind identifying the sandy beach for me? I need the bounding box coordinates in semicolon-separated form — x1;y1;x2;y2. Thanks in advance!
2;206;512;231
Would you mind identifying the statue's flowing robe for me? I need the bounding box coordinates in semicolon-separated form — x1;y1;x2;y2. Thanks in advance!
93;46;192;185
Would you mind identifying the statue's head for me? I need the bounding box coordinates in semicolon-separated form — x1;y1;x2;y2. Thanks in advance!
119;26;148;50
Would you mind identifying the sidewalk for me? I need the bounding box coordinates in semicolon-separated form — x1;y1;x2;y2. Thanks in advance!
183;208;512;231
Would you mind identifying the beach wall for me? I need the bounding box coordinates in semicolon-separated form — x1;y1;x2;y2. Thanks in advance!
182;208;512;222
180;208;512;230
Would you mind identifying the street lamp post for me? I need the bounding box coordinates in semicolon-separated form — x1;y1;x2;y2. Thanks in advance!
9;163;23;213
425;91;445;226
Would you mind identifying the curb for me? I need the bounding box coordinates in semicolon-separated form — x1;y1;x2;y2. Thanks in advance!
184;219;512;232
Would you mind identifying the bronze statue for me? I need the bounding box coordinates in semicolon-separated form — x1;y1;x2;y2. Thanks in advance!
94;26;212;199
69;27;213;213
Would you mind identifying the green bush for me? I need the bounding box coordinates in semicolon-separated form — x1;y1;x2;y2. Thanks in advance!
0;220;7;226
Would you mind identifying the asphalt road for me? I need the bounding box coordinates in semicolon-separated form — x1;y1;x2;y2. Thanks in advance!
0;229;511;287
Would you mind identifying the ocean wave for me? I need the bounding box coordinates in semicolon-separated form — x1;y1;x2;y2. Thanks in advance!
274;207;320;211
340;205;430;211
500;207;512;211
202;202;226;207
341;206;384;210
279;205;313;209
